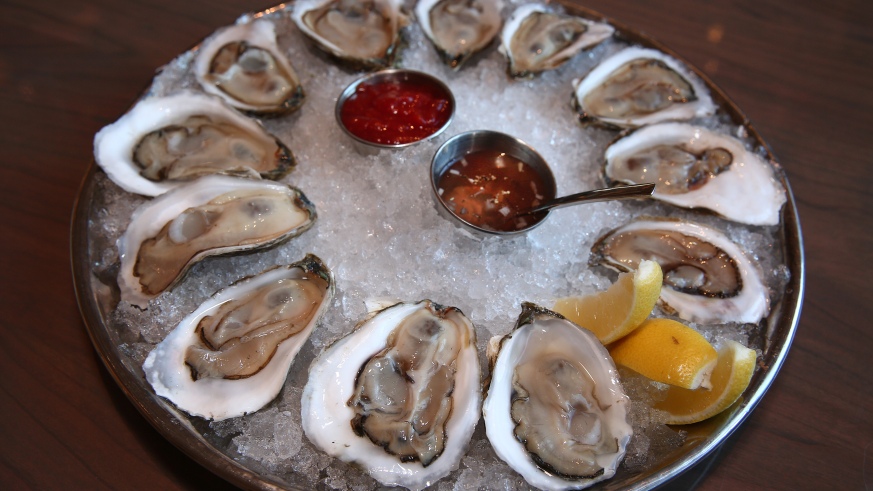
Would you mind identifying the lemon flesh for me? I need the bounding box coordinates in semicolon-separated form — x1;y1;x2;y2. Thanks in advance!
553;260;662;345
653;339;757;425
608;318;717;390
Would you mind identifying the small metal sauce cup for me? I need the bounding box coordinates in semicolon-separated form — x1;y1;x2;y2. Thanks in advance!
430;130;557;237
336;69;456;154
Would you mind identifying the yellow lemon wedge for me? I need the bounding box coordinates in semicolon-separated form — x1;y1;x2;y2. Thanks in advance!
608;318;718;390
653;339;757;425
553;260;662;345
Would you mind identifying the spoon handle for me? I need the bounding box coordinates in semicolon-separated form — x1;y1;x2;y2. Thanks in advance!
522;183;656;216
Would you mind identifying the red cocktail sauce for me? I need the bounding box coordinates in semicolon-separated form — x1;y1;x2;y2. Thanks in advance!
437;149;550;232
340;78;453;145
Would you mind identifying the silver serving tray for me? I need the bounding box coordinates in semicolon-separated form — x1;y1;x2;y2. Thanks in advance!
71;3;805;489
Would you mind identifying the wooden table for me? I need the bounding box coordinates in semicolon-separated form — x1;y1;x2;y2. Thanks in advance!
1;0;870;489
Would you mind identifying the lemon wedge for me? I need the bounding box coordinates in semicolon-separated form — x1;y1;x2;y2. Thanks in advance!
553;260;662;345
608;318;718;390
653;339;757;425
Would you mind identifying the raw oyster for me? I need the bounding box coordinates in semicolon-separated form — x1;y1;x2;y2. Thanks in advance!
301;300;480;490
292;0;408;69
591;218;769;324
483;303;632;490
573;46;715;128
117;175;316;308
500;3;613;78
143;254;333;421
604;123;787;225
94;91;295;196
415;0;503;69
194;19;304;115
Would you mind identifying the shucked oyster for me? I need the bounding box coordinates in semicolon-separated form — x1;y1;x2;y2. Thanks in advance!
302;300;481;490
195;19;304;115
573;47;715;128
292;0;408;69
143;254;333;420
116;175;316;308
483;303;632;490
591;218;769;324
415;0;503;69
500;3;614;78
94;91;295;196
604;123;787;225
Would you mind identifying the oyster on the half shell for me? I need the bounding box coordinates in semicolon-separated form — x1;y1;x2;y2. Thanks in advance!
143;254;333;421
573;46;715;128
292;0;409;69
415;0;504;69
194;19;305;115
301;300;481;490
116;175;316;308
483;303;632;490
604;123;787;225
591;218;769;324
94;91;295;196
500;3;614;78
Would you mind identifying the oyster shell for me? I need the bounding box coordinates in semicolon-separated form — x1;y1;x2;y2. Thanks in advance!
483;303;632;490
591;218;769;324
143;254;333;421
573;47;715;128
301;300;481;490
415;0;503;69
117;175;316;308
604;123;787;225
500;3;613;78
194;19;304;115
292;0;408;69
94;91;296;196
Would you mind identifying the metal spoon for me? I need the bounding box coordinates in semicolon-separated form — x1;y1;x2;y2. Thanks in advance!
431;130;655;237
517;183;656;217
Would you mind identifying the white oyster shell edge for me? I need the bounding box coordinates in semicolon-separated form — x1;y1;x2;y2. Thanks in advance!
194;18;301;113
116;175;313;308
483;311;632;490
605;123;787;226
93;91;275;197
573;46;715;128
142;260;333;421
301;301;481;491
616;219;770;324
414;0;505;66
499;2;615;75
291;0;407;65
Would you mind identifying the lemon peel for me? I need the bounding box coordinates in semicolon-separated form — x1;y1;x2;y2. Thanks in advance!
553;259;662;345
653;339;757;425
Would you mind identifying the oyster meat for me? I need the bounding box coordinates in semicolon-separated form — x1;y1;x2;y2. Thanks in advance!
573;47;715;128
500;3;614;78
94;91;295;196
301;300;481;490
415;0;503;69
483;303;632;490
604;123;787;225
292;0;408;69
116;175;316;308
194;19;305;115
143;255;333;420
591;218;769;324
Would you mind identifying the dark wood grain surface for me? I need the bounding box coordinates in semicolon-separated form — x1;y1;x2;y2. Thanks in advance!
1;0;871;489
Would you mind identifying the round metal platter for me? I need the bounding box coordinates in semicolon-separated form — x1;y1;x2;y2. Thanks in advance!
71;2;804;489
